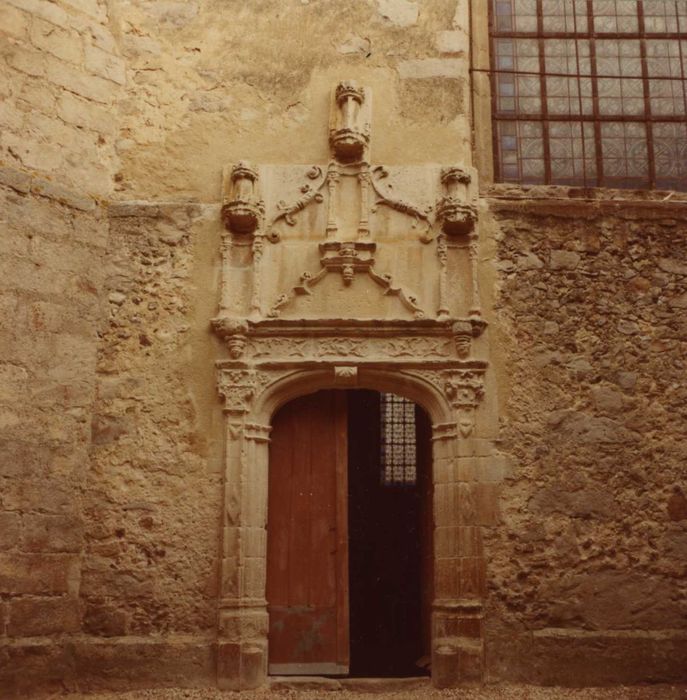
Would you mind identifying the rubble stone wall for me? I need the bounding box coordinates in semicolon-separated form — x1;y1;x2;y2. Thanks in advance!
80;201;222;691
484;188;687;684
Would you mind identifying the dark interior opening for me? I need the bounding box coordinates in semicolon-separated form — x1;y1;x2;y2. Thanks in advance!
347;389;433;678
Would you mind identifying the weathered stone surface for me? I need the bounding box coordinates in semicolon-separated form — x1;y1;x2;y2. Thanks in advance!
434;30;467;54
488;199;687;684
1;0;122;197
667;488;687;522
398;58;467;80
23;513;84;553
486;625;687;685
549;249;581;270
73;639;217;691
0;513;21;550
373;0;418;27
83;601;129;636
0;642;74;697
0;553;80;595
8;596;81;636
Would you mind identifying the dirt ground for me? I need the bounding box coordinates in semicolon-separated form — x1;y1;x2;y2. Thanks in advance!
57;684;687;700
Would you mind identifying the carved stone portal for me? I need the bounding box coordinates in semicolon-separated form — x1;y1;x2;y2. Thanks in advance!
213;81;490;690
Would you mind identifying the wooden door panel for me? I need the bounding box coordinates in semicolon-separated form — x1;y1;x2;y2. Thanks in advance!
267;390;349;675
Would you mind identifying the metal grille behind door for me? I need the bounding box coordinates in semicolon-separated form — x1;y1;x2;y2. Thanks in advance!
380;393;417;486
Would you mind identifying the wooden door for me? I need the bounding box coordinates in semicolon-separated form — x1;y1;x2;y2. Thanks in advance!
267;390;349;675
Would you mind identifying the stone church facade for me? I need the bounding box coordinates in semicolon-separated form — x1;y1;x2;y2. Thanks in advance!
0;0;686;694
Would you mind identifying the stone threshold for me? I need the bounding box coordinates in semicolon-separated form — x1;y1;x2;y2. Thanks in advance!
269;676;431;692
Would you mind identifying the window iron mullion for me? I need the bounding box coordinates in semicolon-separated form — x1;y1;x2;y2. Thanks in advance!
489;2;502;183
572;1;589;187
586;0;604;187
638;1;656;188
677;2;687;124
537;0;552;184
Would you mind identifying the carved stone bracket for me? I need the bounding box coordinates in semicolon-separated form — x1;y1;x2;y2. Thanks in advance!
451;319;487;359
222;161;265;235
436;167;478;237
212;318;249;359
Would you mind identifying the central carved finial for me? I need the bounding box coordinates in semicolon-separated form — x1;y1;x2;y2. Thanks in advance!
335;80;365;105
329;79;370;163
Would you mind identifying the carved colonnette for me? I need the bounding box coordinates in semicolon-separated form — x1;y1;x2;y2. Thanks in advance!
212;80;491;690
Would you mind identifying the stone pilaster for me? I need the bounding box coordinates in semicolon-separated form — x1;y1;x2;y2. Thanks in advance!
216;369;271;690
431;420;485;686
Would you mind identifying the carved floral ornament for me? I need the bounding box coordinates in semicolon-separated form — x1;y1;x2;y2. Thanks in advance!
216;364;486;437
407;368;486;437
212;322;486;362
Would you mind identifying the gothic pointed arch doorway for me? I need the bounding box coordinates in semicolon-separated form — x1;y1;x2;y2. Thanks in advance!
266;388;434;678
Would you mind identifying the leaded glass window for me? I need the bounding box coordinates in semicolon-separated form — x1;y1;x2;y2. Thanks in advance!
380;393;417;486
491;0;687;190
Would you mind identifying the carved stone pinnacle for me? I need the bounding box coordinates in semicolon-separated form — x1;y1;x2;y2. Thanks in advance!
335;80;365;106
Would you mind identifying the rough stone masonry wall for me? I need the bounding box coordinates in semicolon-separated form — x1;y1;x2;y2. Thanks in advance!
81;200;222;691
484;189;687;684
0;0;123;694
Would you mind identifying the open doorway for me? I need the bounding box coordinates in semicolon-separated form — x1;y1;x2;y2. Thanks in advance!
266;389;433;678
